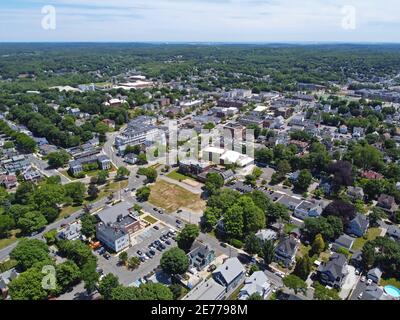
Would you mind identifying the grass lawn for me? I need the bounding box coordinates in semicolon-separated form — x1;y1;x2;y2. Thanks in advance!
0;230;21;250
166;170;192;182
380;277;400;288
58;179;129;220
284;223;298;235
352;228;382;251
142;215;158;225
149;180;206;213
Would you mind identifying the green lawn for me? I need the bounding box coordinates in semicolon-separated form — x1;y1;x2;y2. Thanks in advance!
166;170;191;181
380;277;400;288
228;284;244;300
142;215;158;225
0;229;21;250
352;228;382;251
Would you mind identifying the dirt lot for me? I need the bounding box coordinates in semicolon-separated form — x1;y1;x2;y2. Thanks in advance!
149;180;206;213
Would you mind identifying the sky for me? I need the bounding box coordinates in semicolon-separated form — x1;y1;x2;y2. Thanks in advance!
0;0;399;42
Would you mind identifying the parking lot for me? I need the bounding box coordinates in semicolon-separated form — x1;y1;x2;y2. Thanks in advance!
95;221;179;287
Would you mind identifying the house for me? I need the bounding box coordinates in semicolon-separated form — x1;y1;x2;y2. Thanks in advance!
188;242;215;271
96;222;130;253
332;234;355;251
377;194;398;214
102;119;115;129
367;267;383;284
386;225;400;242
347;186;364;201
0;268;19;299
274;236;300;267
316;253;348;289
23;167;42;182
360;285;388;300
238;271;271;300
57;221;82;241
0;175;17;189
346;214;369;237
183;278;226;300
178;159;210;176
68;154;111;175
294;200;323;220
213;257;246;292
255;229;277;242
277;194;303;211
339;125;348;134
124;153;138;165
361;170;383;180
350;250;363;269
352;127;364;139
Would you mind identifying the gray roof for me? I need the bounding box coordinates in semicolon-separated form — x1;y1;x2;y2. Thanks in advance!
361;285;385;300
240;271;270;299
387;225;400;238
213;257;245;285
276;236;299;257
183;278;225;300
255;229;277;241
97;202;133;224
367;268;383;279
350;214;369;231
318;253;348;279
334;234;355;250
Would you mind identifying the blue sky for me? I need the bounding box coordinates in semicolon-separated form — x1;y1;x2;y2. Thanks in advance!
0;0;399;42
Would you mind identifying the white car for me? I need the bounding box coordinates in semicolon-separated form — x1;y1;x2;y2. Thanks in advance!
358;292;363;299
360;276;366;282
367;279;373;285
355;269;360;275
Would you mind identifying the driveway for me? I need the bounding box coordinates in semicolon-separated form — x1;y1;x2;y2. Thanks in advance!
340;265;359;300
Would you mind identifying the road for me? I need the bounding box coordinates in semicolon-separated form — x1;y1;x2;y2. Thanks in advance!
28;154;71;185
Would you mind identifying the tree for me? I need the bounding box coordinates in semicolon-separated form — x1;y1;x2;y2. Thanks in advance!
262;240;275;265
250;190;271;212
255;147;273;164
81;259;99;292
202;207;221;232
56;260;81;293
322;200;356;226
293;255;312;280
119;252;128;266
224;205;244;240
329;161;353;190
17;211;47;235
87;184;99;200
47;150;70;169
43;229;57;245
265;202;290;224
138;167;158;183
64;182;86;205
303;216;343;241
0;214;15;238
369;207;388;226
136;186;151;202
350;144;383;170
239;196;266;234
313;282;341;300
80;213;97;238
244;234;263;255
160;247;189;275
8;268;48;300
96;170;109;185
177;224;199;251
128;256;141;270
277;160;291;176
293;169;312;192
169;284;184;300
14;182;36;205
207;189;240;212
116;166;130;180
311;234;325;255
10;238;51;271
283;275;307;294
139;283;173;300
111;285;140;300
99;274;120;300
247;292;263;300
204;172;224;195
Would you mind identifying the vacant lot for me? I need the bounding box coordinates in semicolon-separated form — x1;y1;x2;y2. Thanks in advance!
142;215;158;225
149;180;206;213
166;170;192;181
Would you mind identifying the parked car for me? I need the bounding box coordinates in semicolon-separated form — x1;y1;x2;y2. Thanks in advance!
139;256;146;262
165;240;171;245
361;276;366;282
367;279;373;285
145;252;152;259
155;240;162;246
176;219;182;224
153;225;159;230
149;250;156;256
156;246;163;252
103;253;111;260
137;250;143;256
207;264;217;272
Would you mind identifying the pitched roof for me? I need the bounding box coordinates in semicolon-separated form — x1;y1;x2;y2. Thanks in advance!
276;236;299;257
318;253;348;279
213;257;245;285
